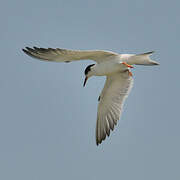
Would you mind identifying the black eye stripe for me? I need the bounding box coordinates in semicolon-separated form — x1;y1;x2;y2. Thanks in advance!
84;64;95;75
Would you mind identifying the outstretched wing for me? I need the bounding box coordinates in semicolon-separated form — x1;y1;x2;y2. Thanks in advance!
96;71;133;145
22;47;119;63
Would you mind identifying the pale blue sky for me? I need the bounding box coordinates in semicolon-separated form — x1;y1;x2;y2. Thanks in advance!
0;0;180;179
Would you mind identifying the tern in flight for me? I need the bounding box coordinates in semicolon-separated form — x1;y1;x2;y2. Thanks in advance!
22;47;159;145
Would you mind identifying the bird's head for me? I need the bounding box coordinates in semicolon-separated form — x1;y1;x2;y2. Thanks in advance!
83;64;95;87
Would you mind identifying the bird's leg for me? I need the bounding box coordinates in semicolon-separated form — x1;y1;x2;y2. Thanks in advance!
122;62;134;68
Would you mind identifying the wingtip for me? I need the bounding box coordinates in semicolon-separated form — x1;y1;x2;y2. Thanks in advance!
96;138;104;146
22;48;28;53
96;138;101;146
96;141;100;146
146;51;155;55
22;47;35;57
153;62;160;65
149;51;155;54
150;60;160;65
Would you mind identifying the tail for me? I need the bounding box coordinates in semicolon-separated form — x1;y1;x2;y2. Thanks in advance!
127;51;159;66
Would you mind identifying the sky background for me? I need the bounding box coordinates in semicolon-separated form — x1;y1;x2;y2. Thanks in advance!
1;0;180;179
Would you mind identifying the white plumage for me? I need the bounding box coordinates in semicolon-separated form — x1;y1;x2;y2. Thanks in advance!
96;71;133;144
22;47;159;145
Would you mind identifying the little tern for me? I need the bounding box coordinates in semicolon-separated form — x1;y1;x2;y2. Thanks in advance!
22;47;159;145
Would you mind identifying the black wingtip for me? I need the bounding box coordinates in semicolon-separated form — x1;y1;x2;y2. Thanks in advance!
96;138;99;146
22;47;34;57
96;139;103;146
152;62;160;65
22;48;28;53
26;47;33;51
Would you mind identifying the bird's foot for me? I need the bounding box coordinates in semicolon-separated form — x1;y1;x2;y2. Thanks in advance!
122;62;134;68
128;70;133;76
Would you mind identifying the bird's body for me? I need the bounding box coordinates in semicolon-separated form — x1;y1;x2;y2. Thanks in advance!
22;47;159;145
89;61;126;76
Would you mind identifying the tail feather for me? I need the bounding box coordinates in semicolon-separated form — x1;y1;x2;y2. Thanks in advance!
127;51;159;66
136;51;155;56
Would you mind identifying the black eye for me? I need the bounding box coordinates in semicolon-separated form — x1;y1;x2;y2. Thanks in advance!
84;64;95;75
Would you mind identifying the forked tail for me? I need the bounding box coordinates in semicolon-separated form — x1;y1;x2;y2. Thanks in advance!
127;51;159;66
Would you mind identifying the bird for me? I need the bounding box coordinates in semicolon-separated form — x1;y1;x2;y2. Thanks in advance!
22;47;159;145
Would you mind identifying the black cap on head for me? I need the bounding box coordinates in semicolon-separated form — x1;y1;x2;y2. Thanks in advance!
84;64;95;75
